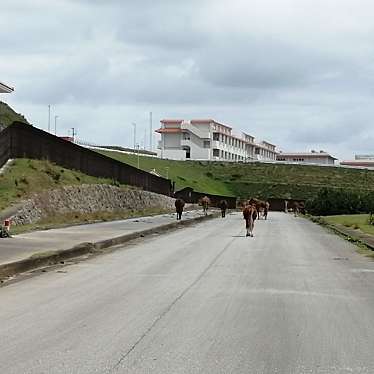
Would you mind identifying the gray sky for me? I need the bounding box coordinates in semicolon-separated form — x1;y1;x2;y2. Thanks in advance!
2;0;374;160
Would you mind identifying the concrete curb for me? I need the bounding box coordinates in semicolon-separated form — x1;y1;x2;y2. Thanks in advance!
0;212;220;281
309;216;374;251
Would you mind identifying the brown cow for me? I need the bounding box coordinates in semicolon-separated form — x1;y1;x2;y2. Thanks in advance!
218;199;228;218
248;198;267;219
291;201;305;217
243;203;258;237
263;201;270;220
200;196;211;216
175;198;185;220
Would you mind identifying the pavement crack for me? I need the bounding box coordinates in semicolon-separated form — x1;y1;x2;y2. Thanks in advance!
110;233;238;372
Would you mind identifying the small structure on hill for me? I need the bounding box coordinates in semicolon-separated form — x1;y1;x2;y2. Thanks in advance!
340;154;374;169
277;150;337;165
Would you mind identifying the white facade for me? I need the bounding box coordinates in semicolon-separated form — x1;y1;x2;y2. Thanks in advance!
277;151;337;165
156;119;278;161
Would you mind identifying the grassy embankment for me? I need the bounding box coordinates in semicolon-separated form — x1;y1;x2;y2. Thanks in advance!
324;214;374;236
0;101;29;127
322;214;374;258
98;150;374;200
0;159;172;232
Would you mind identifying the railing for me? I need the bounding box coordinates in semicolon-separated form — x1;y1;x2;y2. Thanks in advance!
181;123;209;139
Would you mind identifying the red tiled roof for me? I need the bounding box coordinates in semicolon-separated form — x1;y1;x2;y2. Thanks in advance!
277;152;337;159
155;128;183;134
160;119;183;124
340;161;374;166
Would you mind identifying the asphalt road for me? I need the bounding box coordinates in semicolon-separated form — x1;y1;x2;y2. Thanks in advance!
1;212;374;374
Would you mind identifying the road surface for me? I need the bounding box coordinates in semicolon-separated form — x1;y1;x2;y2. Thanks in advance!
1;212;374;373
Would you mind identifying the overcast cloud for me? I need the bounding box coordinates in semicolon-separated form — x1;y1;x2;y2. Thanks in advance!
2;0;374;160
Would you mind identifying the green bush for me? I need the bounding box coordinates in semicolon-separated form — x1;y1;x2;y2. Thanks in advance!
305;188;374;216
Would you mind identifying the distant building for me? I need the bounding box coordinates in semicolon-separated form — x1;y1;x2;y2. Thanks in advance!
156;119;278;161
340;155;374;169
0;81;14;94
276;150;337;165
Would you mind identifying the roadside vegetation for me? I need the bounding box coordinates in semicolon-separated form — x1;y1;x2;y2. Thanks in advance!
0;101;29;127
98;150;374;200
324;214;374;236
305;188;374;216
0;159;122;212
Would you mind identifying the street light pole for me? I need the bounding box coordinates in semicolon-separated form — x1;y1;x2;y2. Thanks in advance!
54;115;59;135
48;105;51;133
71;127;76;142
132;122;137;149
137;144;140;169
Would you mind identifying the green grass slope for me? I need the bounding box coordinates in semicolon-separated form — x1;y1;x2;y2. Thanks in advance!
98;150;374;199
0;101;29;128
324;214;374;236
0;159;120;211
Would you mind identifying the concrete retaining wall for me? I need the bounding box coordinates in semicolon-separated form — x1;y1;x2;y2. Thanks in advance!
9;184;176;225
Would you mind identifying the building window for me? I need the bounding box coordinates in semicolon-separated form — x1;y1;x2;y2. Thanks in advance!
203;140;210;148
213;149;219;157
183;132;190;140
213;132;219;141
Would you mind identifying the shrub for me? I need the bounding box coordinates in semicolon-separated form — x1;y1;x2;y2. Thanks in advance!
305;188;374;216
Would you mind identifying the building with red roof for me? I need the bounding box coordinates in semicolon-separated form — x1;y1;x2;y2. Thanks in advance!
156;119;278;161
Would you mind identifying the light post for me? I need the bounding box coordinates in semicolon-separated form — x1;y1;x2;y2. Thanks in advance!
136;144;140;169
165;166;169;179
48;105;51;133
132;122;137;149
71;127;76;142
54;115;59;135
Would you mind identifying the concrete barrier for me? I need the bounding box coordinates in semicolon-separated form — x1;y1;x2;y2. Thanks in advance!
0;212;220;281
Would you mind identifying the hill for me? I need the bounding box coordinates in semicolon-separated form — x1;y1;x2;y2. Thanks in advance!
98;150;374;200
0;101;29;129
0;159;119;212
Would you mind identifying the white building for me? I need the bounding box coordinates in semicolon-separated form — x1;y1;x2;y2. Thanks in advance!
340;154;374;169
156;119;278;161
276;150;337;165
0;81;14;94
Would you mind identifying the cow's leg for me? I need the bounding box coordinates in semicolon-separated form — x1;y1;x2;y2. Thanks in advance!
246;219;250;237
250;220;255;237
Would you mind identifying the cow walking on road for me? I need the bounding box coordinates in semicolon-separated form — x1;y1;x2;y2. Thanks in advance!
243;203;258;237
218;199;228;218
201;196;211;216
175;198;185;220
263;201;270;220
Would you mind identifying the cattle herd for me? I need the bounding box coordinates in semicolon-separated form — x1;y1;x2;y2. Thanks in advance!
174;196;274;238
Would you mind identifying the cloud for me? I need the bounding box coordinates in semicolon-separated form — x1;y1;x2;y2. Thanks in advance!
2;0;374;160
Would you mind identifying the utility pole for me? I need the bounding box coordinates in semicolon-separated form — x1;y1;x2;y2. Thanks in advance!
149;111;153;151
48;105;51;133
54;115;59;135
132;122;136;149
137;144;140;168
143;128;147;150
71;127;76;142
